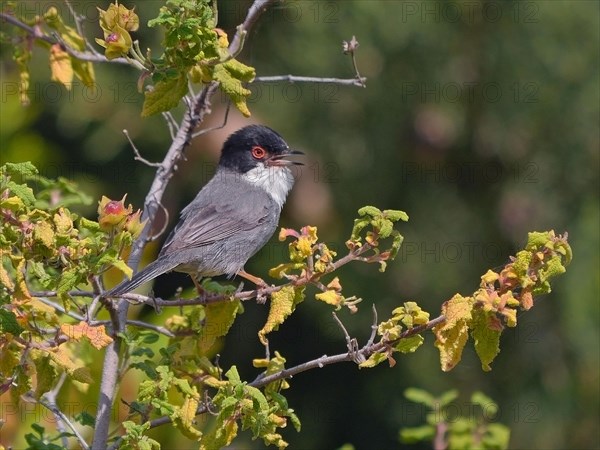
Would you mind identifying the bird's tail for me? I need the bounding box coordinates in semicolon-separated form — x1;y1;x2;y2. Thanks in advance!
105;258;179;296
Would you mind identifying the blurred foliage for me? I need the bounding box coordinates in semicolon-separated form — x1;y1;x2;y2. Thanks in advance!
0;1;598;449
400;388;510;450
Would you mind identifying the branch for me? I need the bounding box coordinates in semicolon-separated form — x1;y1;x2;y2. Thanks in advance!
228;0;277;56
39;373;90;450
254;75;367;87
94;0;280;443
0;12;130;65
249;315;446;388
140;313;446;433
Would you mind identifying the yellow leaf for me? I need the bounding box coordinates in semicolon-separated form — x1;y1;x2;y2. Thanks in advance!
46;346;93;384
33;221;55;249
315;290;342;307
60;321;114;349
433;294;473;372
259;286;305;346
172;394;203;440
198;299;242;353
53;208;74;234
0;252;14;291
49;44;73;88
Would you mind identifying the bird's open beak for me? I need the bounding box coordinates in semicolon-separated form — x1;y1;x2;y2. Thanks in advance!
266;149;304;167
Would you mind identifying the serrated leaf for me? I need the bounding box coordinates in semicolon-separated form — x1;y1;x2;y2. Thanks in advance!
198;299;242;353
213;60;255;117
258;286;305;346
6;181;35;206
172;394;202;440
471;309;501;371
434;294;473;372
141;74;188;117
60;321;114;349
57;268;80;295
2;161;39;178
358;206;381;217
33;221;55;249
0;309;23;335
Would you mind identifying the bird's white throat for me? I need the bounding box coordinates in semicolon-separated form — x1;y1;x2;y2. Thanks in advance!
242;164;295;208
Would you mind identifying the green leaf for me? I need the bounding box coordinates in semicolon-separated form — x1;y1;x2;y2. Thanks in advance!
111;259;134;280
33;355;56;399
358;351;388;369
471;309;502;372
483;423;511;449
6;181;35;206
399;425;436;443
212;60;256;117
395;335;424;353
438;389;459;407
358;205;381;217
471;391;498;416
1;161;39;178
0;309;24;335
198;299;243;353
404;388;435;407
57;268;81;295
74;411;96;427
383;209;409;222
141;74;188;117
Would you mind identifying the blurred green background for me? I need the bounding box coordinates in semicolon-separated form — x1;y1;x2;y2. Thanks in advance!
1;1;598;449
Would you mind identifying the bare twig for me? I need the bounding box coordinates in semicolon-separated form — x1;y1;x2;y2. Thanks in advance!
250;314;446;389
254;75;367;86
192;102;231;138
123;129;161;167
162;111;179;139
39;373;90;450
228;0;277;57
366;304;378;347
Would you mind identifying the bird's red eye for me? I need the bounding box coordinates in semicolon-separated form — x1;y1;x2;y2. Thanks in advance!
251;146;267;159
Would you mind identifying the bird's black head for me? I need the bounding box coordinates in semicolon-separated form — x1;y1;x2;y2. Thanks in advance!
219;125;303;173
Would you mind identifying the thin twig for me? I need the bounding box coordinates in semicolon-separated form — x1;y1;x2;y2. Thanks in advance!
123;129;161;167
228;0;277;56
254;75;367;86
162;112;179;139
192;102;231;138
366;304;378;347
40;373;90;450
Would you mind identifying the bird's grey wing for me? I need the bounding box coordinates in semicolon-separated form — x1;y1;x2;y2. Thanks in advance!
159;181;274;256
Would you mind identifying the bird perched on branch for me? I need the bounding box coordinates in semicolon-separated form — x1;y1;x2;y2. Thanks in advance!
106;125;303;296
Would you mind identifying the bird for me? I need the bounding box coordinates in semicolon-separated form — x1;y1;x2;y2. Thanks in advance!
106;125;303;296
